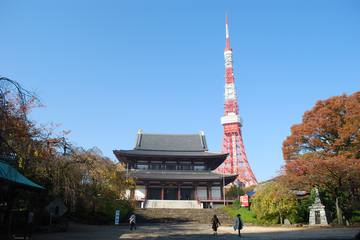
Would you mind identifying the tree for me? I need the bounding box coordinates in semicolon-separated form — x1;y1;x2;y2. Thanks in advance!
0;77;134;225
252;181;298;224
0;76;39;158
282;91;360;224
226;185;245;200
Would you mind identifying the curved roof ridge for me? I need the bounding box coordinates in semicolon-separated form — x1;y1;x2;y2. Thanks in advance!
141;132;201;136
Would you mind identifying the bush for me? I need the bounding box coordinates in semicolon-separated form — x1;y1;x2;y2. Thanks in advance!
352;210;360;223
223;205;258;224
72;198;133;225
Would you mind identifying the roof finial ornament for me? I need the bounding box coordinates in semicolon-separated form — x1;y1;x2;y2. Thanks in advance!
136;129;143;148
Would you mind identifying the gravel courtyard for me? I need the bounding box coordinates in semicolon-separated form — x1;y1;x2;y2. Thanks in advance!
33;222;360;240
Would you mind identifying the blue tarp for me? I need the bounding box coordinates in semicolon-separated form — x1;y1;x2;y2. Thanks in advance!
0;161;45;189
246;190;256;197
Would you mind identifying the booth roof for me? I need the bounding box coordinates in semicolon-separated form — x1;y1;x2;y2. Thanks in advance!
0;161;45;190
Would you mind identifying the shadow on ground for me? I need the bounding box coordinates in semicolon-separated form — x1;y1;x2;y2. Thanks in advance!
120;234;355;240
136;215;193;223
119;224;360;240
33;222;360;240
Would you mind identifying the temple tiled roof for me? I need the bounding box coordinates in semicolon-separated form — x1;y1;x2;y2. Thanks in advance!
114;149;227;158
114;130;227;162
135;131;208;152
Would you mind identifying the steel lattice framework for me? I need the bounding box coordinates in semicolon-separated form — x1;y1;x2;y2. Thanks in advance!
216;16;257;187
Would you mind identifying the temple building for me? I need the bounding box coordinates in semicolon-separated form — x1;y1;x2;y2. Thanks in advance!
114;130;237;208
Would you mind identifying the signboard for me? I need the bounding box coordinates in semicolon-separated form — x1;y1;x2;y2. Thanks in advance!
240;194;249;207
114;209;120;225
45;199;67;217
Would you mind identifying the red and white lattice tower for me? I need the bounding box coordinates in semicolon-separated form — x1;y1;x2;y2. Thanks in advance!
216;16;257;187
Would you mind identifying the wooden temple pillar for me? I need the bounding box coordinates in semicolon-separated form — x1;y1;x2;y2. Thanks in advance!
144;182;149;200
220;181;224;200
207;183;212;200
194;183;198;200
130;189;135;200
161;184;165;200
177;183;181;200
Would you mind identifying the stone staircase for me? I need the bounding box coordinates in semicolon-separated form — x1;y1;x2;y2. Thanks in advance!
144;200;202;209
135;208;234;225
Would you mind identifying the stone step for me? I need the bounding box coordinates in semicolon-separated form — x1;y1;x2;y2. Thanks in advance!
145;200;202;209
135;208;234;225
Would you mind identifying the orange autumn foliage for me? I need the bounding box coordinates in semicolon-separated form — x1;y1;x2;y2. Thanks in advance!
282;91;360;224
283;91;360;161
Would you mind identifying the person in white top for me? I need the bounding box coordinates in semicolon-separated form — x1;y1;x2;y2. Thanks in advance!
129;213;136;230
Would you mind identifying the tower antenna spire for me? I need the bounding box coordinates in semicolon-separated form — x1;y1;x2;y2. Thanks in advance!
225;14;231;49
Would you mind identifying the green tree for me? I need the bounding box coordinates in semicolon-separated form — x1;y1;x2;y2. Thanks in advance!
226;185;245;200
252;181;298;224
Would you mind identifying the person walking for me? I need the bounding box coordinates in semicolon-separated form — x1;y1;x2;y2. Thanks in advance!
129;213;136;230
25;209;34;240
233;213;243;237
211;214;221;236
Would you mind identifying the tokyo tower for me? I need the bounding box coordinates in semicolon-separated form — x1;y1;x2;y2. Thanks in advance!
216;16;257;187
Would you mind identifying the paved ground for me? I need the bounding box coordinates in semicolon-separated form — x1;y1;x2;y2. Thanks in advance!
33;222;360;240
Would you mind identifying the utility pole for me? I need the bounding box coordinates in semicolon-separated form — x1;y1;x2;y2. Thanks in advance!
223;173;226;206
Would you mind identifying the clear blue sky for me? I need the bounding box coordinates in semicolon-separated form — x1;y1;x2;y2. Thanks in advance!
0;1;359;182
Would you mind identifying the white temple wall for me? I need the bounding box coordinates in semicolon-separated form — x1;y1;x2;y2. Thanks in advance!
197;187;207;200
211;186;221;200
135;186;145;200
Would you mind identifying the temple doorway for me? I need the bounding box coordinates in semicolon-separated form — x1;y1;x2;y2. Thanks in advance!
164;187;177;200
148;187;161;199
180;188;194;200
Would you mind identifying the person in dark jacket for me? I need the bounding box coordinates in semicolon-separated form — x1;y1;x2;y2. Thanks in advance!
211;214;221;236
233;213;243;237
25;209;34;240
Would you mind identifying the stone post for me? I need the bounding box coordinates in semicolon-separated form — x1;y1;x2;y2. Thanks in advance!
309;188;328;226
